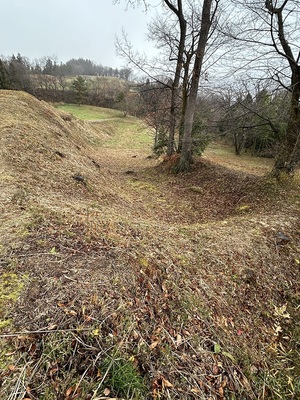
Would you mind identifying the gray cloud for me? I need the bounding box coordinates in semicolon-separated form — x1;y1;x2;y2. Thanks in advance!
1;0;155;67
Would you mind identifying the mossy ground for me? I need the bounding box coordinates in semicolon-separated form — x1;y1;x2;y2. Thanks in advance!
0;91;299;399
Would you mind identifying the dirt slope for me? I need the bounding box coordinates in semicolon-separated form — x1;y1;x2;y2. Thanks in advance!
0;90;299;400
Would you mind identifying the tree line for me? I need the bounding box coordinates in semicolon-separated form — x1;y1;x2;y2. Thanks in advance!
0;54;132;81
140;79;290;160
0;53;133;107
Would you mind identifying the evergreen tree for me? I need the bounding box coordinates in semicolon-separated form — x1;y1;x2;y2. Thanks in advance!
8;60;22;90
8;53;33;92
43;58;54;75
0;59;10;89
71;76;88;105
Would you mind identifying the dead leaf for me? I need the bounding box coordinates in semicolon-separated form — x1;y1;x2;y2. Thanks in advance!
49;367;58;376
221;377;228;387
161;280;168;292
238;205;251;212
65;385;76;397
91;293;99;304
132;330;139;339
93;398;118;400
53;379;59;391
274;304;291;319
5;351;16;356
162;377;173;388
47;323;57;330
212;365;219;375
274;325;283;335
149;341;159;350
175;334;182;347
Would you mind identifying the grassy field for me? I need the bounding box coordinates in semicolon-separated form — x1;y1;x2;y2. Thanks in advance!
203;142;275;176
55;103;125;120
1;96;299;399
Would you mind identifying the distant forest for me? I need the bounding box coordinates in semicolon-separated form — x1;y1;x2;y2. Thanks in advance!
0;53;132;85
34;56;132;80
0;53;134;106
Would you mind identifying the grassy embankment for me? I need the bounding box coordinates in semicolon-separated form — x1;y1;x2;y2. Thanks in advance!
0;92;299;399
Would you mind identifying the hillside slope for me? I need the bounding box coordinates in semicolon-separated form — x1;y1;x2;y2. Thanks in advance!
0;91;299;399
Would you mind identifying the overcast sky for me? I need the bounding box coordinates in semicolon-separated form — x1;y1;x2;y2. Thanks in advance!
0;0;157;68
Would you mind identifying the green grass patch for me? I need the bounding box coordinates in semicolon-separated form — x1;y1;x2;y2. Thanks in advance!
55;104;125;120
204;142;274;175
55;104;154;151
100;352;147;399
103;119;153;150
0;272;28;332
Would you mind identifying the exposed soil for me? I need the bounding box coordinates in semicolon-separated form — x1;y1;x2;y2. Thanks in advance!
0;90;299;400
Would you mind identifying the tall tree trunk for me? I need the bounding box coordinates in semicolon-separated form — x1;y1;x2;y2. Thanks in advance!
164;0;187;156
273;68;300;176
178;53;192;153
176;0;214;172
265;1;300;176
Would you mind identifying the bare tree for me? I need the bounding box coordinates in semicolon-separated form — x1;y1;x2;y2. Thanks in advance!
176;0;217;172
116;0;219;171
116;2;186;157
140;81;172;154
162;1;187;156
148;2;205;153
226;0;300;175
218;84;289;156
265;0;300;175
113;0;149;9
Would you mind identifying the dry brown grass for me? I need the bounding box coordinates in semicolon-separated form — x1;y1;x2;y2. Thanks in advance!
0;90;299;399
